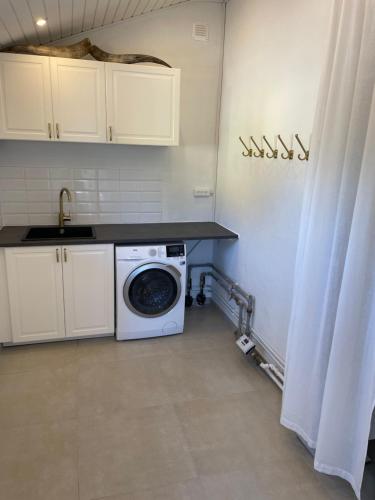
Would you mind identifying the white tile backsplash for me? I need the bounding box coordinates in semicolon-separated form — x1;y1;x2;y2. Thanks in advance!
26;179;50;190
2;203;28;214
74;191;98;202
25;168;50;179
73;169;96;180
73;180;97;191
0;164;163;226
2;191;27;202
51;168;74;179
0;167;25;179
98;169;119;180
2;179;26;190
2;214;29;225
26;191;52;202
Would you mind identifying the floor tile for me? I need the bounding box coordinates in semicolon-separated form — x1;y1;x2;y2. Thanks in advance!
0;304;372;500
78;355;171;417
159;347;257;403
0;340;78;375
174;391;302;476
78;405;197;500
0;363;78;428
166;306;235;354
0;419;79;500
90;478;202;499
77;335;173;367
197;470;264;500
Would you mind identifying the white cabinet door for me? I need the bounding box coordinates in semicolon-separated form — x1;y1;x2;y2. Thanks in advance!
50;58;107;143
0;249;11;343
0;53;53;141
106;63;180;145
5;247;65;343
63;244;114;338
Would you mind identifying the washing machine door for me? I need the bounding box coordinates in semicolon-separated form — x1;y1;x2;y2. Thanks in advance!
124;263;182;318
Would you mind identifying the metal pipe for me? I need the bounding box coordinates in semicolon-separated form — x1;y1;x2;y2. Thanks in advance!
260;363;284;387
238;302;244;336
211;264;252;303
186;263;255;339
260;365;284;390
187;263;285;392
187;263;253;310
201;270;252;337
203;271;248;309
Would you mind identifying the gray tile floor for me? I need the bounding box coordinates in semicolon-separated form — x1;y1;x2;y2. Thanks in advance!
0;304;374;500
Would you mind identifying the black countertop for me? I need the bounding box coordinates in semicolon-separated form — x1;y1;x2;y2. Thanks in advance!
0;222;238;247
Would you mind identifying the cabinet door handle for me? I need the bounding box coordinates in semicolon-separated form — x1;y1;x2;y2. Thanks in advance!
56;248;60;263
64;248;67;263
56;123;60;139
48;122;52;139
109;126;113;142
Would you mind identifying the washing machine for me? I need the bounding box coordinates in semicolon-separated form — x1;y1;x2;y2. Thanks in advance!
116;243;186;340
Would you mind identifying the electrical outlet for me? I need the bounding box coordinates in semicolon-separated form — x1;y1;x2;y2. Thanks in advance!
194;188;213;197
236;335;256;355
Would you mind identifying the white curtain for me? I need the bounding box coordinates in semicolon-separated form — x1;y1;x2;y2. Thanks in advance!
281;0;375;498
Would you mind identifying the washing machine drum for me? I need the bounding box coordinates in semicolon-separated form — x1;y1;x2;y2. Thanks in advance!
124;263;182;318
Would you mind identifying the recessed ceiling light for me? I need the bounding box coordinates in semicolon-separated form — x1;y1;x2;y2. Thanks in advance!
36;18;47;27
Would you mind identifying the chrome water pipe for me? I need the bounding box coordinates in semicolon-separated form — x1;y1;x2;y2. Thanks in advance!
202;270;251;336
187;263;254;313
186;263;255;337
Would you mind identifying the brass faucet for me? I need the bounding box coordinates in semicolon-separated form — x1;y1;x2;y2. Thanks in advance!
59;187;72;228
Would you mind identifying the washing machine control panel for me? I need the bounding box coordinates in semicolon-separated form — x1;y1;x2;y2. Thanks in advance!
166;244;185;258
117;244;186;261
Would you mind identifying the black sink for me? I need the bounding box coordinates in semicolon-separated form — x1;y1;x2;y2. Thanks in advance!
23;226;96;241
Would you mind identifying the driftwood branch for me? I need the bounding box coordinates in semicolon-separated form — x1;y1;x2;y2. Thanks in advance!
0;38;172;68
0;38;91;59
89;45;171;68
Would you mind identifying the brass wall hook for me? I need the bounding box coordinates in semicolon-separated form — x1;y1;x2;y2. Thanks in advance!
262;136;278;159
239;136;252;157
295;134;309;161
277;135;294;160
250;136;264;158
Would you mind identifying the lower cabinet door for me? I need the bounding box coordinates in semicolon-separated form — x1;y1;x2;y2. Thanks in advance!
63;244;114;338
5;247;65;342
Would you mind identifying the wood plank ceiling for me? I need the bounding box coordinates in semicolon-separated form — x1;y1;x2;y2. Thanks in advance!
0;0;220;49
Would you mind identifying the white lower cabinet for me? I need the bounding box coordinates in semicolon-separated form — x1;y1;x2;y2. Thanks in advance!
5;247;65;342
0;249;13;343
63;245;114;338
5;244;114;343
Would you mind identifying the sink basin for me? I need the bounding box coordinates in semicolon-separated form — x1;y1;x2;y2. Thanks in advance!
23;226;96;241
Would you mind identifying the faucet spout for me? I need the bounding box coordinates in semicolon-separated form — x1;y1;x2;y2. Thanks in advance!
59;188;72;228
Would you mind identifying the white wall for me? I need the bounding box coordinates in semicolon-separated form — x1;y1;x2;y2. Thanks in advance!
0;1;224;227
214;0;334;362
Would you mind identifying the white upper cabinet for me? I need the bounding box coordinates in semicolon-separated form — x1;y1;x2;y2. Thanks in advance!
5;247;65;343
0;53;180;145
105;63;180;146
50;58;107;143
63;245;114;338
0;54;53;141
